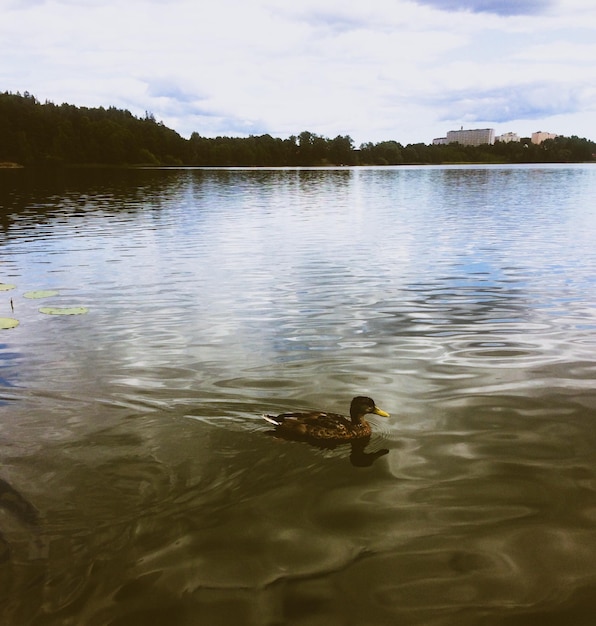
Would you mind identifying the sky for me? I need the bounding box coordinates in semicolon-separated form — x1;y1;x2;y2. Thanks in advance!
2;0;595;145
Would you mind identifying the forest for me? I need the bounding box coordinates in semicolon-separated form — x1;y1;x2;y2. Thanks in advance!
1;91;595;167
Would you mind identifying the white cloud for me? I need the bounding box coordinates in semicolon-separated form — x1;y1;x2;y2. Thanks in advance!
435;81;593;124
513;41;596;64
1;0;594;144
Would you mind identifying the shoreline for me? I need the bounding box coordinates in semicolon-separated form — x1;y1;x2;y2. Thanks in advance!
2;160;594;171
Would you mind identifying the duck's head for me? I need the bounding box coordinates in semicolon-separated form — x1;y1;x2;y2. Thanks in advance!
350;396;390;423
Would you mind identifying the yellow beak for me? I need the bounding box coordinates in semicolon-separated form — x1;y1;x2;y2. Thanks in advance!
373;406;390;418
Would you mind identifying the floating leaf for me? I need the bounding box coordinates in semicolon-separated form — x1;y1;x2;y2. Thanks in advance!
24;290;60;299
39;306;89;316
0;317;19;329
0;284;16;292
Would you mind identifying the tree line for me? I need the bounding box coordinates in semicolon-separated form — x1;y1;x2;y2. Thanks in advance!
1;91;594;167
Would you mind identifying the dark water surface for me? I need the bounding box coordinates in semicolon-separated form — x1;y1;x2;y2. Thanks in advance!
1;164;595;625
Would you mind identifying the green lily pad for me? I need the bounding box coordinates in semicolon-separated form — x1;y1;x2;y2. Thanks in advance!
24;290;60;299
39;306;89;316
0;284;16;291
0;317;19;329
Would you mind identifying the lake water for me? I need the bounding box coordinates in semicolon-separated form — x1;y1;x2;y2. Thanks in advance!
1;164;596;625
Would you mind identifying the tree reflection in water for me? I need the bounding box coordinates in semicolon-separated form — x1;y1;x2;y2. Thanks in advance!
0;478;40;562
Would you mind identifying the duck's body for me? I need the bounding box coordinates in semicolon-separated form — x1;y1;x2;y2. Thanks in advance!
263;396;389;443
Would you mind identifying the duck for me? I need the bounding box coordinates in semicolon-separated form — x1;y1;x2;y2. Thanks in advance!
263;396;389;443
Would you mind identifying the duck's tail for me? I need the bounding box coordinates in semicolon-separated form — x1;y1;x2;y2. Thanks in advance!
262;414;282;426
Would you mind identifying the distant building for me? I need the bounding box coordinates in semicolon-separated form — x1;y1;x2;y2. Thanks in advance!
445;128;495;146
434;127;496;147
531;131;558;144
496;132;520;143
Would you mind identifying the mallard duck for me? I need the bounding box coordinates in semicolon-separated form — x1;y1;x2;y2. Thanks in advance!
263;396;389;442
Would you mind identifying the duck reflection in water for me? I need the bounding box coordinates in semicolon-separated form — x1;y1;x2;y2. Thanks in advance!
263;396;390;467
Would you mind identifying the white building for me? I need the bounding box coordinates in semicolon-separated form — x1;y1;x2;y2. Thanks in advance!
496;132;520;143
442;128;495;147
531;131;558;145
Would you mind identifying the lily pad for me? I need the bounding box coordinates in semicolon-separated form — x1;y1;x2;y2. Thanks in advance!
39;306;89;316
0;284;16;291
24;290;60;299
0;317;19;329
